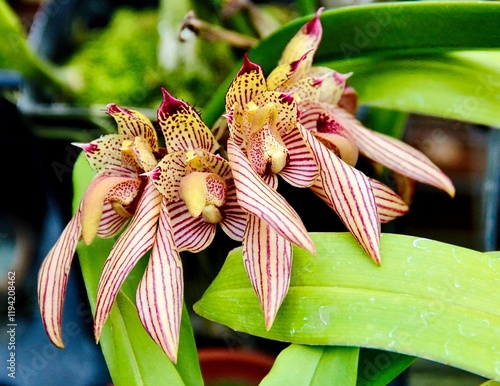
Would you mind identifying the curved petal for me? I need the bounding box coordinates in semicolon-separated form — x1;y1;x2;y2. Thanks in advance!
167;200;216;253
227;139;315;254
306;130;381;264
74;134;129;174
220;183;247;241
158;87;219;154
149;151;189;202
136;198;183;363
279;125;319;188
226;53;267;111
332;107;456;197
368;177;409;223
266;51;309;91
81;174;140;245
94;181;162;342
277;8;323;79
243;214;292;331
106;103;159;152
38;205;82;348
251;91;298;135
96;201;130;238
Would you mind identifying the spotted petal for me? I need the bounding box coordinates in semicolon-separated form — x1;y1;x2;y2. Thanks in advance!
226;53;267;111
243;214;292;330
106;103;159;152
227;139;315;254
38;205;82;348
266;51;310;91
332;107;456;197
74;135;129;174
94;181;162;342
158;87;219;154
136;198;183;363
306;129;381;264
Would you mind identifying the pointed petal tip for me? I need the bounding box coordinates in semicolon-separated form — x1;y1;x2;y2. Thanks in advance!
159;87;187;119
304;7;324;35
238;52;262;77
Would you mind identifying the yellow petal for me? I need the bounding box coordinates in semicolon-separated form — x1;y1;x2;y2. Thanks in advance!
106;104;159;152
226;53;268;112
278;8;323;80
179;172;209;218
81;174;140;245
158;87;219;154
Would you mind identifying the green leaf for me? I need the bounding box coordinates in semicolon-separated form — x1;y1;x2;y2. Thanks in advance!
261;344;359;386
194;232;500;381
357;348;415;386
73;153;203;386
202;2;500;127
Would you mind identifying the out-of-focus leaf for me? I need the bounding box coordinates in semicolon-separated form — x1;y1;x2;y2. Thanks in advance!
73;153;203;386
194;232;500;381
202;2;500;128
0;0;70;94
261;344;359;386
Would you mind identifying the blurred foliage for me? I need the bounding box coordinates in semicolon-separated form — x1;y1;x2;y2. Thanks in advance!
61;6;237;108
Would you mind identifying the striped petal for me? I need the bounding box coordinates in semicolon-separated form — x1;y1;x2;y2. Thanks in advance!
277;8;323;79
279;125;319;188
94;181;162;342
81;174;141;245
243;214;292;330
227;139;315;254
96;201;130;238
368;177;409;223
38;205;82;348
106;103;159;152
167;200;216;253
332;107;456;197
298;101;359;166
158;87;219;154
136;197;183;363
220;183;247;241
226;53;267;111
306;129;381;264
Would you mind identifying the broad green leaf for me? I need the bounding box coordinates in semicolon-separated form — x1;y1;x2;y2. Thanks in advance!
202;2;500;127
194;232;500;381
357;348;415;386
73;153;203;386
261;344;359;386
482;381;500;386
487;251;500;259
329;53;500;128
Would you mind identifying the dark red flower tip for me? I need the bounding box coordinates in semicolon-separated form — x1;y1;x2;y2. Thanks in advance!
304;7;324;36
106;103;133;116
158;87;188;120
237;53;263;77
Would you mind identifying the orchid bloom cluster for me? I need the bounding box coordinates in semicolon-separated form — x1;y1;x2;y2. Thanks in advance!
37;9;454;364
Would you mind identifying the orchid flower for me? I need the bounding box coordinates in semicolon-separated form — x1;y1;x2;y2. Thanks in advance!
38;104;160;351
265;8;455;263
93;87;246;363
224;53;320;329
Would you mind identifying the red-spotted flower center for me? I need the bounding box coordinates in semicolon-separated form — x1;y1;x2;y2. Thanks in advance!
245;102;290;175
